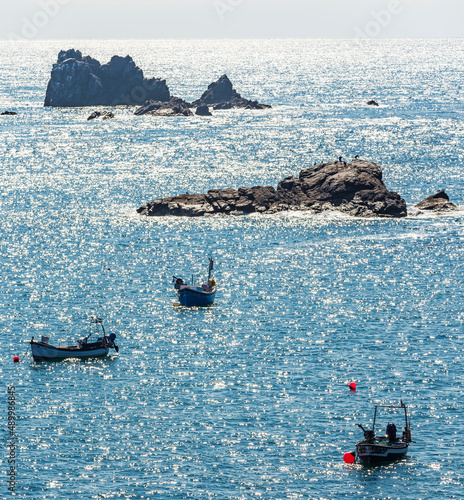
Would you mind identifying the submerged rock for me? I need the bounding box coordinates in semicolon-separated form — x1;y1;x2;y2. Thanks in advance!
367;100;379;106
137;159;407;218
1;111;17;115
45;49;170;107
87;110;115;120
416;190;458;212
193;75;271;110
134;97;192;117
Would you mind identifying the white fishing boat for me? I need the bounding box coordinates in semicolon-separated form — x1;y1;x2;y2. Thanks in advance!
344;401;412;465
30;316;119;361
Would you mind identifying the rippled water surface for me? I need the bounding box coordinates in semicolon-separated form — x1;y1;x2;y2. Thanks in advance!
1;39;464;499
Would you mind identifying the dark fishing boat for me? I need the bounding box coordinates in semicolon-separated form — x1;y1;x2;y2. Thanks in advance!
173;257;216;307
349;401;412;464
30;316;119;361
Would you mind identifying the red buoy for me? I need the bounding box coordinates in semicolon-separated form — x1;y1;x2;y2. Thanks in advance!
349;382;356;391
343;452;356;464
13;356;20;363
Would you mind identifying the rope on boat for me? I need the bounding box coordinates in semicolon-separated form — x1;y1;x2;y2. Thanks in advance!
20;341;31;361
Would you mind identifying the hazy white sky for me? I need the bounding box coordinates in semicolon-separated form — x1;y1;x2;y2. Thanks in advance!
2;0;462;40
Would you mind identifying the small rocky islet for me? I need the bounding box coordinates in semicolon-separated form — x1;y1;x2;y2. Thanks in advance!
44;50;271;116
87;110;115;121
415;189;458;213
192;74;271;111
137;160;460;219
137;159;408;218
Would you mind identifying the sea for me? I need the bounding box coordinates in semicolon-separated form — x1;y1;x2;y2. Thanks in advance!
1;39;464;499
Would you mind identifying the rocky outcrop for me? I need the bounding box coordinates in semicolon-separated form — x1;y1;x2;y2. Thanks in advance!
137;159;407;218
416;190;458;212
193;75;271;110
44;51;273;113
44;49;170;107
367;100;379;106
87;110;115;120
1;111;17;115
134;97;192;117
195;104;212;116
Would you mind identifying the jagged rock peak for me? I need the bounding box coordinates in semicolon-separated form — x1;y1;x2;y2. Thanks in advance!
193;74;271;110
196;75;240;104
44;50;170;107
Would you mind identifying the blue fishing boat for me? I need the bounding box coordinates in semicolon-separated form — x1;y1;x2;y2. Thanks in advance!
173;258;216;307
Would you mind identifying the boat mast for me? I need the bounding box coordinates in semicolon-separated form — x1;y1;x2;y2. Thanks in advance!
91;315;106;337
401;400;410;441
208;257;213;282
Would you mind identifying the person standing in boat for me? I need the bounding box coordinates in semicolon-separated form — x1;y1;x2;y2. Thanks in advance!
386;423;397;442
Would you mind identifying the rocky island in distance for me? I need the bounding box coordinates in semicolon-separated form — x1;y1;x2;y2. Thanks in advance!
137;158;408;218
44;50;271;115
44;49;170;107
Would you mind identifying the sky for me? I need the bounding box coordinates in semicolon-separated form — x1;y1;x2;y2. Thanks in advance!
1;0;463;40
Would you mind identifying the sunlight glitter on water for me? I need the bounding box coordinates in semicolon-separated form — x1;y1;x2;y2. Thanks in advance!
1;39;464;499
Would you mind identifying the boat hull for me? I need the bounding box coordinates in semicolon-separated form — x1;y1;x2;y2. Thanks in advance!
31;341;110;361
356;442;408;464
178;286;216;307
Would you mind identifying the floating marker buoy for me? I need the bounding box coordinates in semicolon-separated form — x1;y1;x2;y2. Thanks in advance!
13;356;20;363
349;382;356;391
343;452;356;464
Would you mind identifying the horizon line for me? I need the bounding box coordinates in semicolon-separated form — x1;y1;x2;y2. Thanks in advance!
1;36;464;42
